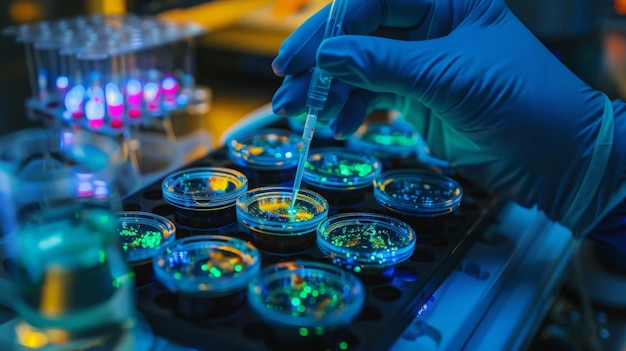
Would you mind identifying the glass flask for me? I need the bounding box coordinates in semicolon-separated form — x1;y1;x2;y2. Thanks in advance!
0;127;152;351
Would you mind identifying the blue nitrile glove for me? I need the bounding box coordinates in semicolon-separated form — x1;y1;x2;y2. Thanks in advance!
271;0;626;240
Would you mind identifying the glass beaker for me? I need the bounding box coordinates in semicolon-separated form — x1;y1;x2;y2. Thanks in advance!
0;127;150;351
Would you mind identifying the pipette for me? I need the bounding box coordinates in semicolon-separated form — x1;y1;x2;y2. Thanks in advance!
290;0;349;209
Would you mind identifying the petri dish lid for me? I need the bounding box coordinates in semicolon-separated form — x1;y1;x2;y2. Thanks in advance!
247;261;365;328
116;211;176;263
317;212;416;269
346;122;419;159
226;129;302;170
153;235;261;297
373;169;463;217
162;167;248;210
236;187;328;236
303;147;382;190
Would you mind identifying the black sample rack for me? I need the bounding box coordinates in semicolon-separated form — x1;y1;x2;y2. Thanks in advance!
123;127;504;351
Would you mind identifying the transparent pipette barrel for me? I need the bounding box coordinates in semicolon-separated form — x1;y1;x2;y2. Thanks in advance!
290;109;317;208
290;0;349;207
324;0;349;39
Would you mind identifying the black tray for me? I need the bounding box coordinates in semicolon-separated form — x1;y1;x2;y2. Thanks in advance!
123;127;503;351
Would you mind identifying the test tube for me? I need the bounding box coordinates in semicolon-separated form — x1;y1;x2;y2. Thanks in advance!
77;43;108;130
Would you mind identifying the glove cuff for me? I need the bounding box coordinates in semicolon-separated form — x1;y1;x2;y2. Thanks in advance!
562;94;615;238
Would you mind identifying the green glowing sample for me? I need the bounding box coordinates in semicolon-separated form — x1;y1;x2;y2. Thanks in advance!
347;123;421;159
168;249;247;280
153;236;261;297
247;261;365;328
328;224;406;250
365;131;418;146
317;213;416;269
261;279;343;320
303;148;381;190
116;212;176;263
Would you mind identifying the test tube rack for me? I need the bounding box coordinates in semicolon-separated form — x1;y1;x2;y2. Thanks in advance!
120;123;506;351
3;14;205;135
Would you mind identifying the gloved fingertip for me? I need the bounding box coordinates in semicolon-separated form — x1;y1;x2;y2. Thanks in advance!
272;105;287;116
271;58;285;77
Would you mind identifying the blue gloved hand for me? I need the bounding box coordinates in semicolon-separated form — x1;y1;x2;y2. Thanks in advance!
271;0;626;239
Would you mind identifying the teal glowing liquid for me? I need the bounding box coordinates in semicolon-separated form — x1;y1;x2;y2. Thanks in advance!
10;208;136;345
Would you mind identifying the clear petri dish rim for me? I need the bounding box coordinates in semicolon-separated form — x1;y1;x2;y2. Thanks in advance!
373;169;463;217
317;212;416;269
303;147;382;191
161;167;248;210
236;186;329;236
247;260;365;328
153;235;261;297
116;211;176;263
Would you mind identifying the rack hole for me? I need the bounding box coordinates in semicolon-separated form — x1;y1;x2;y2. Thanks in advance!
152;204;175;217
123;203;142;211
357;305;383;322
371;286;402;301
143;189;163;200
242;322;272;341
410;248;435;263
394;266;420;282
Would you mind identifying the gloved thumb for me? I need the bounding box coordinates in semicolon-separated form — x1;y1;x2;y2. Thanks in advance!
317;34;467;112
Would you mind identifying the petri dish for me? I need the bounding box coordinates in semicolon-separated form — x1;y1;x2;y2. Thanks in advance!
161;167;248;228
153;235;261;298
247;261;365;329
236;187;329;253
373;169;463;217
346;122;419;159
317;213;416;274
303;147;381;191
227;129;302;170
116;211;176;263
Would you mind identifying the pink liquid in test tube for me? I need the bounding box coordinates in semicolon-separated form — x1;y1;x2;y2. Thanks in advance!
105;82;124;119
64;85;85;119
126;79;142;106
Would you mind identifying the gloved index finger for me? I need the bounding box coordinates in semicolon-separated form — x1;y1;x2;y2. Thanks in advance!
272;4;332;77
272;0;441;77
272;1;386;77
